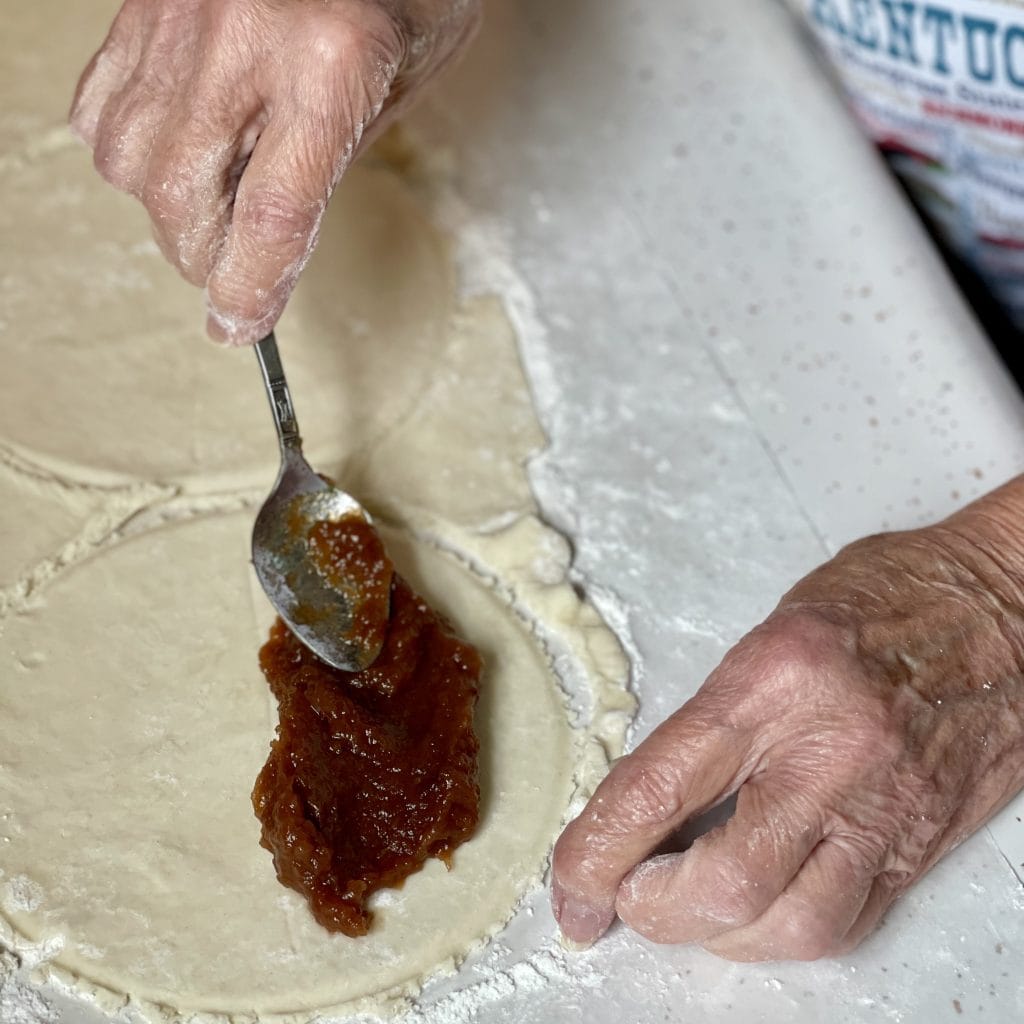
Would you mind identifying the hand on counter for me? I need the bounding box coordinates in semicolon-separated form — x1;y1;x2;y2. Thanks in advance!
552;476;1024;960
69;0;480;345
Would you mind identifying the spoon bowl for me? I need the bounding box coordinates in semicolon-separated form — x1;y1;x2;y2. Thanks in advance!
251;332;389;672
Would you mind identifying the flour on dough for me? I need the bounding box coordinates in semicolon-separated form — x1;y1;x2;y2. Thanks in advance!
0;2;634;1020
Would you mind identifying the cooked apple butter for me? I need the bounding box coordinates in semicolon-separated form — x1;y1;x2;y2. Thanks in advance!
298;514;392;663
252;519;482;937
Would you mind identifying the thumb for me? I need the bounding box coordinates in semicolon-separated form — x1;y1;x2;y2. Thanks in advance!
205;21;398;345
614;775;825;944
551;699;756;947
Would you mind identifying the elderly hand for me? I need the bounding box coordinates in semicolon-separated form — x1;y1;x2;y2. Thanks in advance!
552;477;1024;960
70;0;479;345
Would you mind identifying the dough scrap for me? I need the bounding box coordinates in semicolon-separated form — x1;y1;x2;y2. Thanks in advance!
0;3;634;1018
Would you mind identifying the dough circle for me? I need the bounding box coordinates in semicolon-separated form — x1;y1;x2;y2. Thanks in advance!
0;511;576;1018
0;151;454;489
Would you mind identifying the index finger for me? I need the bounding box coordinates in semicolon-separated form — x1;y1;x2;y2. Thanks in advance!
551;699;756;947
205;23;399;345
203;106;345;346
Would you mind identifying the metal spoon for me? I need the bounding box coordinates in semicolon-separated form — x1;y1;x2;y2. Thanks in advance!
252;331;388;671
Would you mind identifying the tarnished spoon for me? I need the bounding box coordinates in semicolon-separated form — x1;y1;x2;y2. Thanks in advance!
252;331;389;671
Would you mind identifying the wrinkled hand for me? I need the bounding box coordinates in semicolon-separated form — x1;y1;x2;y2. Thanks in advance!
70;0;479;344
553;478;1024;960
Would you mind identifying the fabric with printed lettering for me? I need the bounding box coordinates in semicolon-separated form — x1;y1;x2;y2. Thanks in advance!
789;0;1024;330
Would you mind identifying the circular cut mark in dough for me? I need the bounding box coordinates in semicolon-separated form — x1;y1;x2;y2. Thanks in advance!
0;150;454;488
0;510;576;1019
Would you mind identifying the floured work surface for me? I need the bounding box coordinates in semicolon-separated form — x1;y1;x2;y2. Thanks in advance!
0;3;634;1018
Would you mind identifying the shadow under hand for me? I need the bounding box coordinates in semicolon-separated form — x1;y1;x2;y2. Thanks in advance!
654;793;738;857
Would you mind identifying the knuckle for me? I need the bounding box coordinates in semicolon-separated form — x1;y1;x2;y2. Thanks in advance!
305;17;353;67
92;138;136;193
610;758;682;831
235;188;318;250
302;10;403;106
834;530;897;564
760;610;854;682
90;92;164;195
714;611;856;723
827;824;890;873
92;24;141;79
318;8;404;66
141;172;188;225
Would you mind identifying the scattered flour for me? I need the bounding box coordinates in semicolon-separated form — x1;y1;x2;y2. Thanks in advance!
379;945;603;1024
0;960;55;1024
4;877;44;914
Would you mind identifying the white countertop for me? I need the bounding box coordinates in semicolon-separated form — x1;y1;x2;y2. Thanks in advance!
15;0;1024;1021
402;0;1024;1020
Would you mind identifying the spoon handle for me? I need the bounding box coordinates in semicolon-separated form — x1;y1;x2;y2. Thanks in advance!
255;332;302;453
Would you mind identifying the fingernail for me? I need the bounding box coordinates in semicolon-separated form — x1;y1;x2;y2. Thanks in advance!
205;313;231;345
553;893;611;948
205;311;262;348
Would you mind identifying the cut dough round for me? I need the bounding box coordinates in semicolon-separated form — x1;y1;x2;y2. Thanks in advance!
0;510;576;1018
0;150;454;489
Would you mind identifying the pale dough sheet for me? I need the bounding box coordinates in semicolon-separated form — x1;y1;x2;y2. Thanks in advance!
0;1;633;1020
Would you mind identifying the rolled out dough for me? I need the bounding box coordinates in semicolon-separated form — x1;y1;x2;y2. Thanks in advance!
0;2;634;1020
0;516;580;1018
